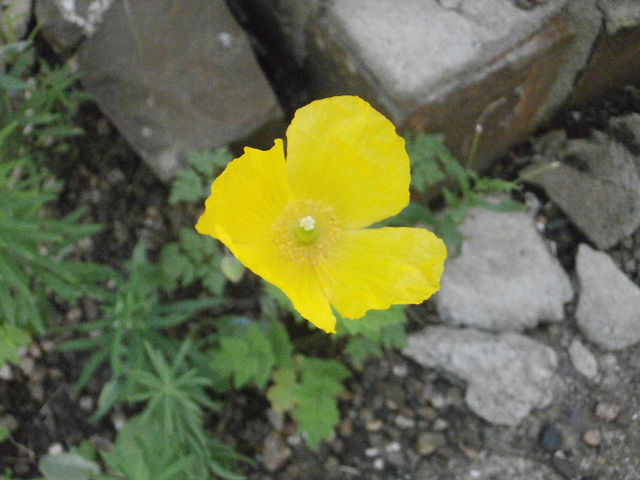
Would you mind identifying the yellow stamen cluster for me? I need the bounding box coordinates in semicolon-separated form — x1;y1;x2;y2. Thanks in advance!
273;199;339;265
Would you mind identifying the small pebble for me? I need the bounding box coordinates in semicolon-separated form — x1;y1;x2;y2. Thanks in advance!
286;434;303;447
595;402;620;422
366;419;383;432
79;396;94;412
583;429;602;447
568;339;598;379
28;344;41;358
112;413;126;431
386;441;401;453
373;458;385;470
66;306;83;322
338;418;353;437
48;443;64;455
417;432;446;456
394;415;415;429
0;414;18;432
266;409;284;431
0;364;12;381
433;418;450;431
392;363;408;377
18;356;35;376
417;407;438;421
365;447;379;458
29;383;44;402
539;424;563;452
262;433;291;472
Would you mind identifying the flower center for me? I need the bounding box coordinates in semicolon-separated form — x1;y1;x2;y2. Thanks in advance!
273;200;339;264
295;216;318;244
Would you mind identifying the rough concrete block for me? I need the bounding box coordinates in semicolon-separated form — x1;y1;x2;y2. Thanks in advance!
305;0;600;170
435;205;573;331
405;327;560;426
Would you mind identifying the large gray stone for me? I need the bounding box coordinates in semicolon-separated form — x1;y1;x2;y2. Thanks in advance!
405;327;559;425
435;206;573;331
66;0;282;181
575;244;640;351
526;129;640;249
306;0;601;171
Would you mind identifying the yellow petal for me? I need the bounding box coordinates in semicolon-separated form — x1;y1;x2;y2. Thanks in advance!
196;140;291;246
285;96;410;229
316;227;447;319
231;243;337;333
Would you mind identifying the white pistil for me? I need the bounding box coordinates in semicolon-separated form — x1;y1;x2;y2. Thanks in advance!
299;216;316;231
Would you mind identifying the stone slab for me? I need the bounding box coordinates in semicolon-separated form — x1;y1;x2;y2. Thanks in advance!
575;244;640;351
305;0;601;171
435;206;573;331
57;0;282;181
525;128;640;249
405;327;560;425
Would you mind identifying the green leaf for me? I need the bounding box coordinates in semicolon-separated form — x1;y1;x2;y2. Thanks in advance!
266;321;293;368
473;197;526;212
212;324;276;389
266;367;298;412
169;168;208;204
0;74;29;90
405;133;447;193
336;306;406;340
293;393;341;448
91;380;125;422
344;337;382;367
102;415;191;480
472;177;520;193
39;453;100;480
0;324;31;366
0;425;9;443
188;147;233;177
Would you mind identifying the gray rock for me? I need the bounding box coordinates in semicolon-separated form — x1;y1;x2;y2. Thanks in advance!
306;0;602;172
435;206;573;331
568;339;598;379
526;129;640;249
75;0;282;181
448;455;563;480
35;0;114;51
575;244;640;350
405;327;559;426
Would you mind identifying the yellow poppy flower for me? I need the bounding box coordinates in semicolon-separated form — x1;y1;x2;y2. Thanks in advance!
196;96;446;333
